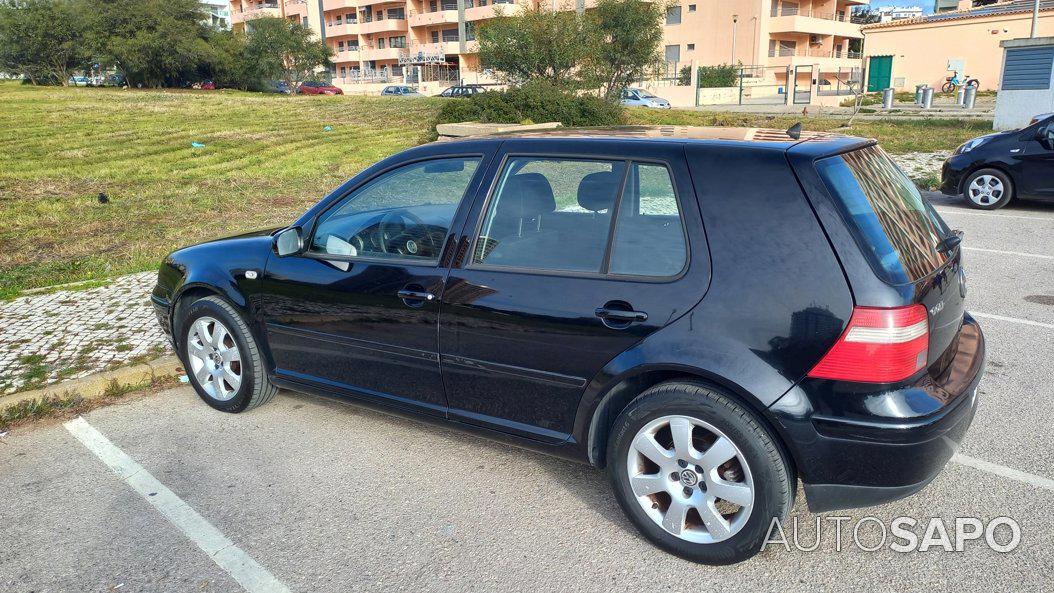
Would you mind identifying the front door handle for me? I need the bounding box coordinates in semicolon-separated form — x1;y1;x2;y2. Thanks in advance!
397;289;436;302
594;307;648;323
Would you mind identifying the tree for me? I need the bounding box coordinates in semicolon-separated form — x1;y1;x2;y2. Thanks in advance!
0;0;90;85
582;0;666;101
83;0;214;87
242;17;331;90
475;4;591;89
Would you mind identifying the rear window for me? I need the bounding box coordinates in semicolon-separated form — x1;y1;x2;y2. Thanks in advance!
816;145;950;285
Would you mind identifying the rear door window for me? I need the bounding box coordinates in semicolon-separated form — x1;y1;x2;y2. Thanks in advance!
816;145;950;285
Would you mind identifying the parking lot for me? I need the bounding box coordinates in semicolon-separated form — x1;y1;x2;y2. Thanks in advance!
1;192;1052;593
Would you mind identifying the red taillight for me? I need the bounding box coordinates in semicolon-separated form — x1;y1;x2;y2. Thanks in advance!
808;305;929;383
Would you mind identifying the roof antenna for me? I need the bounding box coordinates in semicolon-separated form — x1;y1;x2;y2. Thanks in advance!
786;122;802;140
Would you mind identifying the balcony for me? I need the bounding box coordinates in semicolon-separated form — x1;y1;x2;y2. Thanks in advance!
466;0;518;21
768;11;863;38
326;21;359;37
356;0;403;7
322;0;358;10
231;3;281;24
285;1;308;18
359;17;408;35
360;46;404;62
767;47;863;68
410;10;458;28
332;49;362;64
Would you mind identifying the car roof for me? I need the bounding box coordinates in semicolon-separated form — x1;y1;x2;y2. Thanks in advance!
443;125;871;154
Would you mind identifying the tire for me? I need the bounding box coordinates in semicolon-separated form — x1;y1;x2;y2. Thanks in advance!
607;381;794;564
176;295;277;413
963;168;1014;210
942;82;955;93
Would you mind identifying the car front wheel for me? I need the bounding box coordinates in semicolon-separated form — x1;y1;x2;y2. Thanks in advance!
177;295;277;413
607;381;794;564
964;168;1014;210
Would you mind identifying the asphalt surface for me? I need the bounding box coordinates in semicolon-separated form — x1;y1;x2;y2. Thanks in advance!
2;192;1053;593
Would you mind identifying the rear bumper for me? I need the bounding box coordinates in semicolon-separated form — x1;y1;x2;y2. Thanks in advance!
769;314;985;512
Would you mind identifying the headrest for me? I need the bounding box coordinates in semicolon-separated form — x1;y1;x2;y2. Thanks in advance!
577;171;622;212
497;173;556;218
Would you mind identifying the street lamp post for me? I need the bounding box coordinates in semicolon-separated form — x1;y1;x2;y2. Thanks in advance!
732;14;739;64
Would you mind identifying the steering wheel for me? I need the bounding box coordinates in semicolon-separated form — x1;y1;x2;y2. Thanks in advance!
377;209;436;256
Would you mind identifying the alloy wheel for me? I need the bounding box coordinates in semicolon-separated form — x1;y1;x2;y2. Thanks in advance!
967;174;1004;206
185;316;242;401
625;415;755;544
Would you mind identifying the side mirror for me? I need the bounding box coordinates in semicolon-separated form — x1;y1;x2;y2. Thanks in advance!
274;227;304;257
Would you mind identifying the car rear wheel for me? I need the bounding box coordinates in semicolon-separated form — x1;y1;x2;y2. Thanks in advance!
177;295;277;413
964;168;1013;210
607;381;794;564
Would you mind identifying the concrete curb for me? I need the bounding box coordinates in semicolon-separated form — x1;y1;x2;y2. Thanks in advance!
0;355;183;411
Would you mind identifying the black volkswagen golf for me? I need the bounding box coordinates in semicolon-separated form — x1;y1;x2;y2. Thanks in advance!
152;127;984;564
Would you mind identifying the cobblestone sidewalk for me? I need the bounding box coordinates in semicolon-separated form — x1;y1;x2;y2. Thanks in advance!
0;272;170;395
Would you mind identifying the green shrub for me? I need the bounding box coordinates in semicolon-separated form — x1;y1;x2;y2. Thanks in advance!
678;64;739;88
436;80;625;128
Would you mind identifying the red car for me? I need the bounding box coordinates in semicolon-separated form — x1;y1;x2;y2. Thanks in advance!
297;81;343;95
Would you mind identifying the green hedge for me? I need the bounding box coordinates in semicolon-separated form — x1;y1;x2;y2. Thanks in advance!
678;64;739;88
436;81;625;128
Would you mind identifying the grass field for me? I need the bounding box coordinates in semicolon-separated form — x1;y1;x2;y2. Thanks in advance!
0;83;993;298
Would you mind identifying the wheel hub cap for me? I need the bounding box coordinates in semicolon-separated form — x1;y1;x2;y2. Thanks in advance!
185;316;242;402
626;415;755;544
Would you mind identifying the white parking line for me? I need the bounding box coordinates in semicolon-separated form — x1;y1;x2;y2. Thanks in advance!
953;453;1054;494
963;246;1054;260
64;417;292;593
934;208;1054;223
970;311;1054;330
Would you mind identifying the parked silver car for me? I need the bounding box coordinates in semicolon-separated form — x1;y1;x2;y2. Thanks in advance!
620;88;671;109
381;85;423;97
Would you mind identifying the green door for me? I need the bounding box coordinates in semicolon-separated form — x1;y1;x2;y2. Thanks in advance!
867;55;893;92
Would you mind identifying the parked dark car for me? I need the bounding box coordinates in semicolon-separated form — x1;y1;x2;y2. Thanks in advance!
153;127;983;564
263;80;291;94
297;81;343;95
940;113;1054;209
438;85;485;97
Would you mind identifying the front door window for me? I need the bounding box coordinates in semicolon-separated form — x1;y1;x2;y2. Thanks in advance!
310;158;481;263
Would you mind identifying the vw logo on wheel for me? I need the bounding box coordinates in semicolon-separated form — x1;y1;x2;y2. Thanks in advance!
679;469;699;487
405;239;418;255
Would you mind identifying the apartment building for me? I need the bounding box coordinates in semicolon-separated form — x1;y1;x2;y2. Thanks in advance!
228;0;869;102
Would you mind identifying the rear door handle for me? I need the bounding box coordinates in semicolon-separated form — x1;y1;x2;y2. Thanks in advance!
397;289;436;301
594;307;648;323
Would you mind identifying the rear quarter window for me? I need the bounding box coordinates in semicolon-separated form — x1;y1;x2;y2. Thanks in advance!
816;145;950;285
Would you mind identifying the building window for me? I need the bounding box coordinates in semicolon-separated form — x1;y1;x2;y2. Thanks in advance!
335;14;342;25
378;37;386;49
666;6;681;25
390;36;406;49
376;10;384;20
665;44;680;64
442;28;458;42
347;13;355;23
688;4;696;11
338;40;345;51
430;0;437;11
387;7;405;19
340;67;347;77
687;43;695;51
431;30;439;43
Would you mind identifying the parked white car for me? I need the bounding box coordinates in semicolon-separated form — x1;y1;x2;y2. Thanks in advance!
381;85;423;97
620;88;671;109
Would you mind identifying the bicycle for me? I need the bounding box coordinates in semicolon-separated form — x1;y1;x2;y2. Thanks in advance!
942;74;979;93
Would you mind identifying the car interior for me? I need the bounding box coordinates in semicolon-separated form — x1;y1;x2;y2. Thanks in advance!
475;160;687;276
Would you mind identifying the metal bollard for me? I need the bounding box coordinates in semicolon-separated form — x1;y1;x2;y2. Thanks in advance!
956;86;966;106
882;87;895;109
915;84;926;105
922;86;934;109
963;85;977;109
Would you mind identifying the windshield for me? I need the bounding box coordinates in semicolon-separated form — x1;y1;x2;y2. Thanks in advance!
637;91;657;98
816;145;951;285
